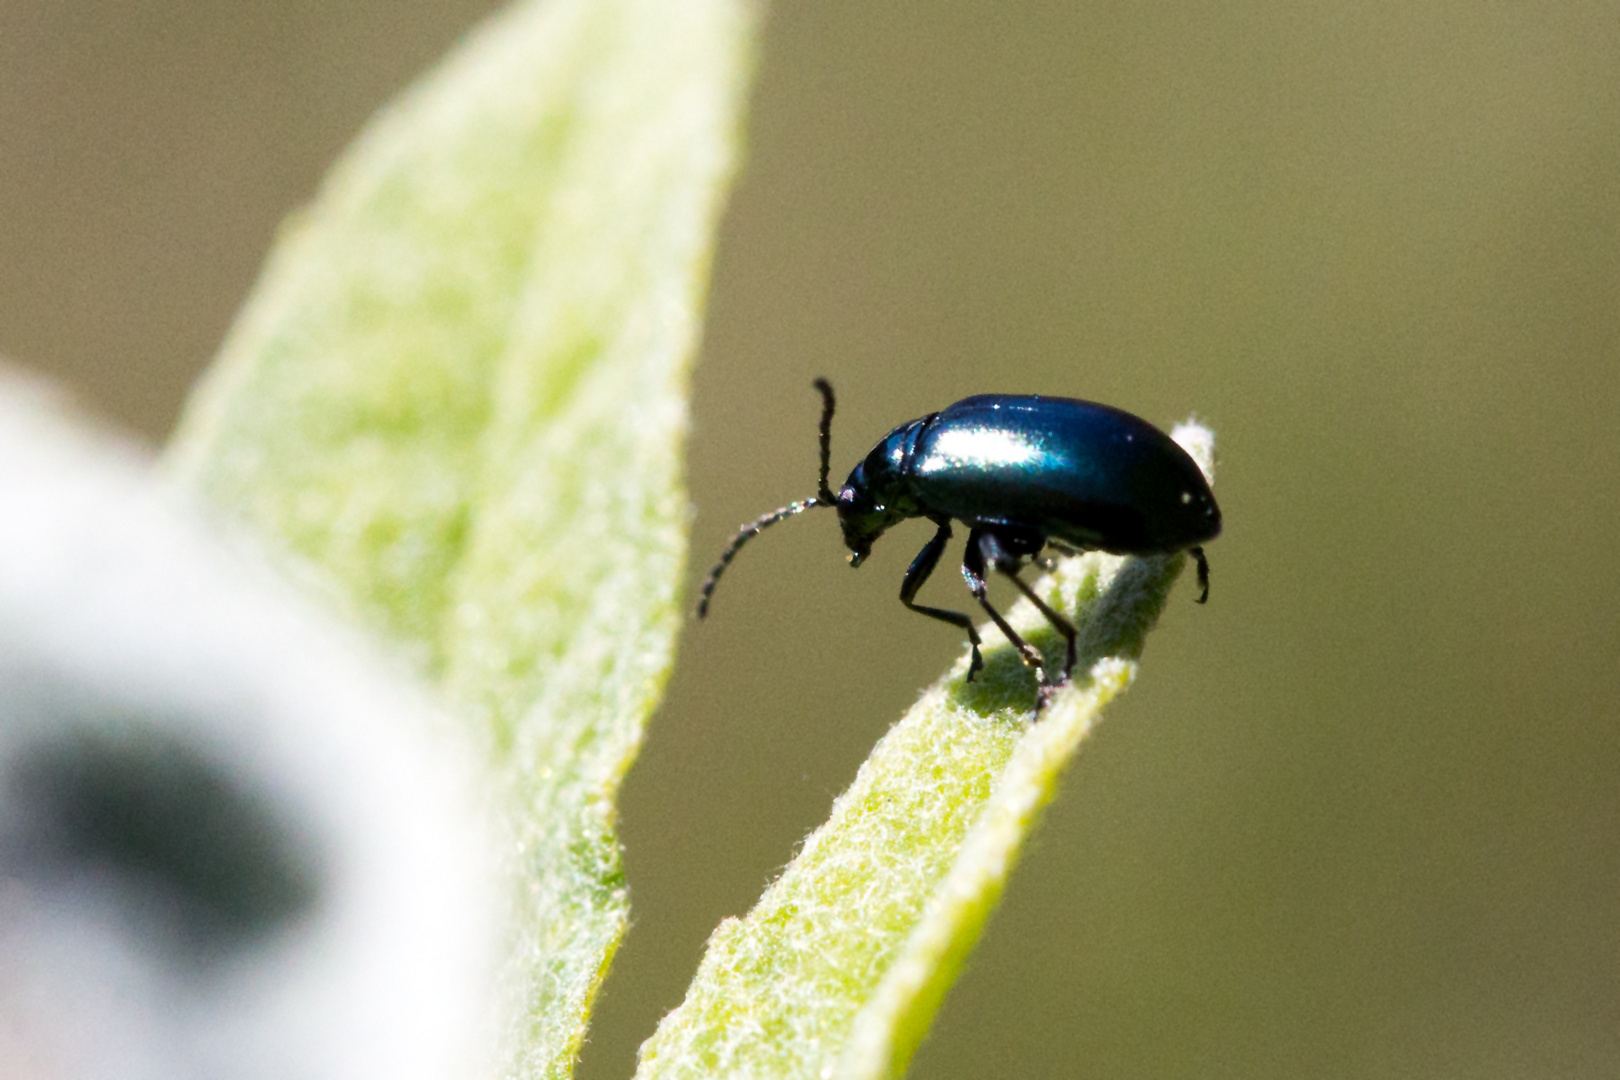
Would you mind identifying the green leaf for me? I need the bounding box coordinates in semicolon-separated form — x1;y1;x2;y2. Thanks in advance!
165;0;756;1076
635;426;1217;1080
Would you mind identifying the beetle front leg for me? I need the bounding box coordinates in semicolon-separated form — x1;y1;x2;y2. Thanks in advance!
900;519;985;680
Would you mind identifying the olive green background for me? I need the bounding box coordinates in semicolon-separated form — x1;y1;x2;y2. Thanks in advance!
4;2;1617;1077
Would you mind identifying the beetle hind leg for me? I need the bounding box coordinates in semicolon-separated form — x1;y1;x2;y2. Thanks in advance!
1189;545;1210;603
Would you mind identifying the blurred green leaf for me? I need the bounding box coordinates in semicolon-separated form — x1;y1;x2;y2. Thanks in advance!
636;428;1216;1080
165;0;755;1076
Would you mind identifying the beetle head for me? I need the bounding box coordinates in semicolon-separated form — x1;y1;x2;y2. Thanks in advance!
836;460;909;567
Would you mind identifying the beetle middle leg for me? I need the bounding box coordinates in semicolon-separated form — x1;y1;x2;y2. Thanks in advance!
984;533;1078;686
900;519;985;680
961;529;1049;698
969;529;1082;706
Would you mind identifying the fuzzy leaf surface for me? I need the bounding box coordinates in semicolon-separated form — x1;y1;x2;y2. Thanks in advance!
166;1;755;1075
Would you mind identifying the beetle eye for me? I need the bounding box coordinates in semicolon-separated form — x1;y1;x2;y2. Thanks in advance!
1180;491;1192;504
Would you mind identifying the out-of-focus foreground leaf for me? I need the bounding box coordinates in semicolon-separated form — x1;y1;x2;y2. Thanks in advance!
636;427;1216;1080
165;1;755;1076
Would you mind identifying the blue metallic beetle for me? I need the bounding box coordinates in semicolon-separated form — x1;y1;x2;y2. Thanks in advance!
698;380;1220;700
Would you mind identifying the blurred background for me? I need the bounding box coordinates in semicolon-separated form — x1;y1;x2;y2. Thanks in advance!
3;1;1617;1077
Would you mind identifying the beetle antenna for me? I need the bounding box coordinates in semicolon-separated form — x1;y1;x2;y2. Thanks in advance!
812;377;837;503
1189;545;1210;603
698;381;841;618
697;498;825;617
